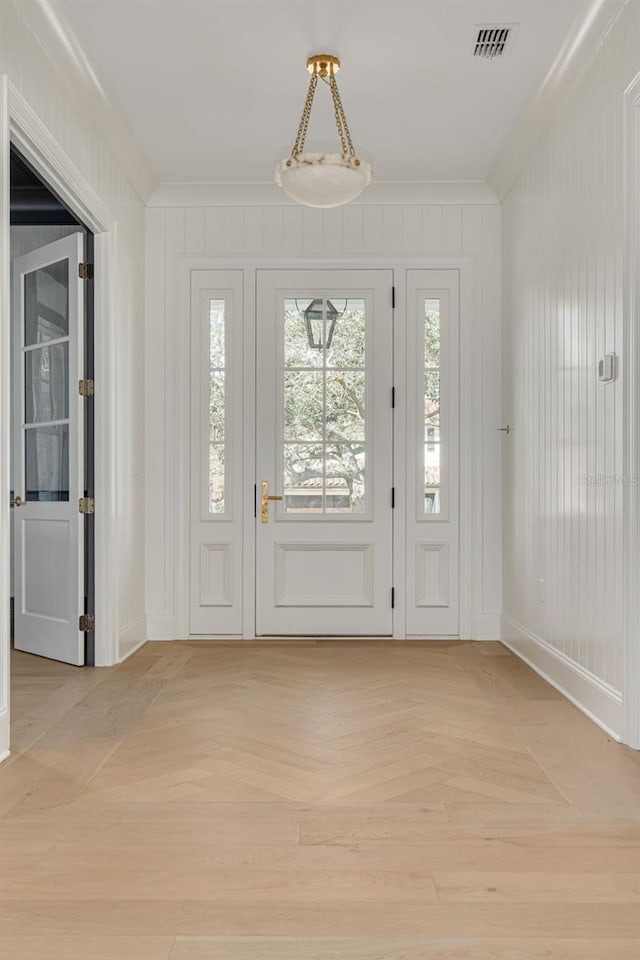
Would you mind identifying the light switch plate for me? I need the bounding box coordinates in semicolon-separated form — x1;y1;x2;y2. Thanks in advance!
598;353;616;383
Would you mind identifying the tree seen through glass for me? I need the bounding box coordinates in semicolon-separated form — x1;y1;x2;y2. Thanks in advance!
424;299;441;514
209;300;225;514
283;298;366;514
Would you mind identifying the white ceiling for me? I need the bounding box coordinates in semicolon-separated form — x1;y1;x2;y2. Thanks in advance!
59;0;582;184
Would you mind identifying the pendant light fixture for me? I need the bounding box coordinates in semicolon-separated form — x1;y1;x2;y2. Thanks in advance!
296;297;344;350
275;54;372;208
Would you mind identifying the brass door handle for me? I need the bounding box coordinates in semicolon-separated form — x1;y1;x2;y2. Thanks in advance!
10;496;23;508
261;481;283;523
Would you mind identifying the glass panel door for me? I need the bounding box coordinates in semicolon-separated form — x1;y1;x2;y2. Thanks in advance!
256;270;393;637
12;233;85;665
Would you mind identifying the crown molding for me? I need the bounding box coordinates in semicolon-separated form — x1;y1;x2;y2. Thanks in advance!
489;0;627;201
149;180;499;208
11;0;158;202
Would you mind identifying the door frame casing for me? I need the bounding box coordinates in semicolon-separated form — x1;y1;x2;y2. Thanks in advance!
2;82;119;675
174;253;480;641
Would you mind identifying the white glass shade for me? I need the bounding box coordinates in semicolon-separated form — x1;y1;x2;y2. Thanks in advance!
275;153;372;208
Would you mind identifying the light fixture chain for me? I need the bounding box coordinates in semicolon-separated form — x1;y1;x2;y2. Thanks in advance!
329;75;356;158
292;74;318;158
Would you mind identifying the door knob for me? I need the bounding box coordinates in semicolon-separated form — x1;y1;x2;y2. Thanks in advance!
261;481;283;524
10;496;23;508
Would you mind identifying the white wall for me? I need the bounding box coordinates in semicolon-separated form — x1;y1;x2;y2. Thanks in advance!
501;0;639;739
0;0;149;708
144;194;503;641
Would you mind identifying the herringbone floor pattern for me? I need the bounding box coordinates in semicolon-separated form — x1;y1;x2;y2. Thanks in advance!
1;640;639;959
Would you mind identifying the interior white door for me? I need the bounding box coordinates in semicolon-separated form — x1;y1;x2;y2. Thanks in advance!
256;269;394;636
405;270;459;635
11;233;85;664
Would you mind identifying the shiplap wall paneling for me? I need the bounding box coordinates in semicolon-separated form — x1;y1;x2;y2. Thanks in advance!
144;200;502;642
189;204;491;259
501;0;639;739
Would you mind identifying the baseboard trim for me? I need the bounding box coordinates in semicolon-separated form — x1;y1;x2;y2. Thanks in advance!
146;614;177;641
118;616;147;662
0;748;10;764
0;704;8;763
117;637;148;663
501;614;623;741
473;612;502;640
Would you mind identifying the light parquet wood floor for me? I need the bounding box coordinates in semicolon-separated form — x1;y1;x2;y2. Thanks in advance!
1;639;639;959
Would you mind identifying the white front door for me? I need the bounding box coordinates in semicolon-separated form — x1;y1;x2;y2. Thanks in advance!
11;234;85;665
256;270;394;636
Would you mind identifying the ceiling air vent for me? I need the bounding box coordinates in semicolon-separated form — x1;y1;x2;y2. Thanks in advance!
473;24;517;59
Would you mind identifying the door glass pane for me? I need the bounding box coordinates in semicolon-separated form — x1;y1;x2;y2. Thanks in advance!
209;371;225;442
424;444;441;514
424;299;441;514
326;371;365;441
284;299;322;368
209;299;225;367
283;443;324;513
424;299;440;366
425;371;440;434
325;444;366;514
25;343;69;424
24;261;69;345
327;299;366;368
25;425;69;501
209;443;225;514
283;297;367;515
208;299;226;514
284;371;323;441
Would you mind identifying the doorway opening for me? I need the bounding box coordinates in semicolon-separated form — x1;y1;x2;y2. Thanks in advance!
9;146;95;666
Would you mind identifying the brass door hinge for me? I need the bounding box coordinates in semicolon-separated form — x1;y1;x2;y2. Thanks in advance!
79;614;95;632
79;497;95;514
78;262;94;280
79;379;94;397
